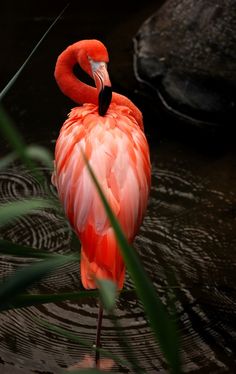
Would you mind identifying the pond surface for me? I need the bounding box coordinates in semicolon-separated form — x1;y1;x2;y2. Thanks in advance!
0;1;235;373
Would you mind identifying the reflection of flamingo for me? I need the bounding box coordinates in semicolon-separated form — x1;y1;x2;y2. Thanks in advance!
52;39;151;366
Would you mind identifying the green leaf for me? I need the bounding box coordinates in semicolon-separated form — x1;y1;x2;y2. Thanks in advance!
0;198;54;228
0;107;49;183
0;145;53;170
71;231;82;251
0;4;69;101
96;279;117;312
25;145;53;169
0;255;77;308
0;239;80;260
0;290;138;311
0;288;137;312
82;152;181;373
0;259;135;311
0;151;17;170
0;105;35;171
0;239;56;259
109;311;143;373
0;5;69;176
0;290;97;312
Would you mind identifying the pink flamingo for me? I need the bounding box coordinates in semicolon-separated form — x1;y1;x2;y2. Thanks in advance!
52;39;151;366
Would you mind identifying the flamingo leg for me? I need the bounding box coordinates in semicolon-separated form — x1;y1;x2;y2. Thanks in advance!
95;303;103;367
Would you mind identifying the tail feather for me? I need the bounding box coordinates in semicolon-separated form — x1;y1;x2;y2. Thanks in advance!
80;242;125;290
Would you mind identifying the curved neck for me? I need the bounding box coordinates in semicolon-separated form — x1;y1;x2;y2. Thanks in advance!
54;43;98;106
54;42;143;128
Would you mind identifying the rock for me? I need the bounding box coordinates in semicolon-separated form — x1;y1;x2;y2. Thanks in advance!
133;0;236;128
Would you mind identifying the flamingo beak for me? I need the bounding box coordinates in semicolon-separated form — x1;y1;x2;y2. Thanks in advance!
91;60;112;116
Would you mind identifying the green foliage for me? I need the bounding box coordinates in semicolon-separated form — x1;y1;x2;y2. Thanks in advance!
0;290;97;312
0;239;59;258
0;105;36;171
0;198;55;228
96;279;117;312
0;4;69;102
0;254;77;309
0;105;53;182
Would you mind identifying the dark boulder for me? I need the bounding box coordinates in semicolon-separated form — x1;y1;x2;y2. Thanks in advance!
133;0;236;129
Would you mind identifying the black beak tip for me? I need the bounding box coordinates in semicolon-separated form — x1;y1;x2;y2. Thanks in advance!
98;86;112;116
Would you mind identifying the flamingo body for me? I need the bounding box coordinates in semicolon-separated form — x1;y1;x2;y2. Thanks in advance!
53;40;151;290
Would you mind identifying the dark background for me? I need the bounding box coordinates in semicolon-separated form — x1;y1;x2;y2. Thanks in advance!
0;0;164;151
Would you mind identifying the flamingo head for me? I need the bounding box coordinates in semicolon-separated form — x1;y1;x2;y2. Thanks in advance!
77;40;112;116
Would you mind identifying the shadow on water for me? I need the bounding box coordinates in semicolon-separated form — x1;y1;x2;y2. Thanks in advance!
0;1;236;373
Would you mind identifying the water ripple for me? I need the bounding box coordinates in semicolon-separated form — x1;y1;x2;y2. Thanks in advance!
0;157;235;373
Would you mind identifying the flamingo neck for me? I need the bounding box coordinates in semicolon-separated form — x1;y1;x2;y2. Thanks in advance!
54;43;98;106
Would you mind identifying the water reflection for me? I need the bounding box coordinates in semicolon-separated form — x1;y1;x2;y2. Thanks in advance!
0;141;235;373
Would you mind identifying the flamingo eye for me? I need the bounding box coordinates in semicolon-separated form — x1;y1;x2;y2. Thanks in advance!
89;58;106;73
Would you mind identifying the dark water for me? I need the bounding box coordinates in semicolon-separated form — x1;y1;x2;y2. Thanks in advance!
0;1;236;373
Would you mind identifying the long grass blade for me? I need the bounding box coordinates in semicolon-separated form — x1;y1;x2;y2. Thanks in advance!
0;239;58;258
0;239;79;260
0;254;77;308
0;145;53;170
96;279;117;313
0;5;68;175
0;151;17;170
0;107;51;184
0;198;55;228
0;287;137;312
109;311;143;373
0;290;97;312
0;105;35;171
25;145;53;169
96;280;146;372
0;4;69;101
82;152;180;373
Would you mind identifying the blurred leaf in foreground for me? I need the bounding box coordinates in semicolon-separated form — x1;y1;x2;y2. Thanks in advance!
0;239;58;259
0;198;55;228
0;289;96;312
0;105;35;171
0;254;77;308
0;145;53;171
96;279;117;313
